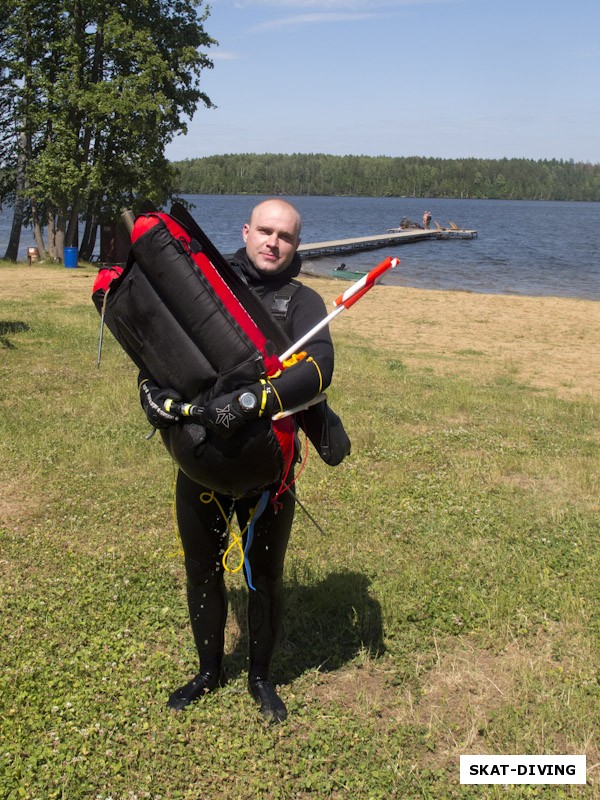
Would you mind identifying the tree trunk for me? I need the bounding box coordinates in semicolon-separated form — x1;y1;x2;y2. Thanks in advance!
33;221;46;257
47;211;57;260
4;131;27;261
65;201;80;248
29;198;47;258
5;196;24;261
80;213;99;261
55;214;66;262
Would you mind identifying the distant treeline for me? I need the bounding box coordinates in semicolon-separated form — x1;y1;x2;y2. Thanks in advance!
172;154;600;201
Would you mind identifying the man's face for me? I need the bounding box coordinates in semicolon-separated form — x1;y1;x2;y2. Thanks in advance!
242;200;301;274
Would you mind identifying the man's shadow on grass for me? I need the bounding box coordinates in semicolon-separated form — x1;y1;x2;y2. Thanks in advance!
227;571;385;683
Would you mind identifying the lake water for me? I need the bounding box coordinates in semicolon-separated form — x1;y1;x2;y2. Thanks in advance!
1;195;598;300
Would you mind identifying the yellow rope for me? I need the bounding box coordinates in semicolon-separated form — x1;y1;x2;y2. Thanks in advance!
199;491;263;575
169;469;264;572
306;356;323;393
268;381;284;415
170;462;184;557
257;378;269;417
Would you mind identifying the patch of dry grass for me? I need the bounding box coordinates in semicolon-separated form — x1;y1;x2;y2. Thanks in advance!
303;621;599;776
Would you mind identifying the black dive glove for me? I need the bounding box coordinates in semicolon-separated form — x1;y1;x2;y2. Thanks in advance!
139;379;182;429
203;379;282;438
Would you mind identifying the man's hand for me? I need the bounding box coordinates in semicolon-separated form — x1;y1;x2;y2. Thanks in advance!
203;380;281;438
139;379;182;429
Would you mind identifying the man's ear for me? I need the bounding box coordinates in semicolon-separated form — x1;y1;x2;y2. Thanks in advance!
242;223;249;242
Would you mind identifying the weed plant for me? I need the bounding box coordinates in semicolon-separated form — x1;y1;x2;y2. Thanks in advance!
1;267;598;798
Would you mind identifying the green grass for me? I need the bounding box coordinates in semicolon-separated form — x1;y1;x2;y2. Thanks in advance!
1;276;598;799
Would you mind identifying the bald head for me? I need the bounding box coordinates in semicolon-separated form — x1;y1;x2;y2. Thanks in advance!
242;199;302;275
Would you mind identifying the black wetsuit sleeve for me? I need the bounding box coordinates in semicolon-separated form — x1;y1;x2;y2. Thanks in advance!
268;285;334;410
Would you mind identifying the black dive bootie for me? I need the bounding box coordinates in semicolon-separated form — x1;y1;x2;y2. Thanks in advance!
167;668;225;711
248;676;287;723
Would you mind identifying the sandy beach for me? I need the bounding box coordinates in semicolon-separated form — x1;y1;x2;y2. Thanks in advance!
323;277;600;401
2;265;599;401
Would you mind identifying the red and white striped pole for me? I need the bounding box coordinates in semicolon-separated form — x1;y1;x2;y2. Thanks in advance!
272;256;399;419
278;255;399;363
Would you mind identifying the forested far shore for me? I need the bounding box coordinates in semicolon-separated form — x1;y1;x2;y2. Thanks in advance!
172;154;600;201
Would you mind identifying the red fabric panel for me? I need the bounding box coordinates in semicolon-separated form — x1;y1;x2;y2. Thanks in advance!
92;265;124;295
272;418;296;473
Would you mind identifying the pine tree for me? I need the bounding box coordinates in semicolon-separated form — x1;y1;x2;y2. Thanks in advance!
1;0;215;261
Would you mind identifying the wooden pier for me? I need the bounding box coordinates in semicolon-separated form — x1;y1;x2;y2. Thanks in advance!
298;225;477;260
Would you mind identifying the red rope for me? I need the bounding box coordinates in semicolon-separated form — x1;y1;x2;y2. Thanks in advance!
272;427;310;506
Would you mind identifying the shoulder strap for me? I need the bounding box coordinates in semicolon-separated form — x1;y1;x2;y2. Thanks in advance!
270;279;301;319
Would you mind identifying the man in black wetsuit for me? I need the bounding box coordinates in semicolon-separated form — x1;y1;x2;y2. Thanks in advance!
140;199;334;723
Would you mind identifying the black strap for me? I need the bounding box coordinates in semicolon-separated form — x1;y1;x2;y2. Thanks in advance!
270;280;300;319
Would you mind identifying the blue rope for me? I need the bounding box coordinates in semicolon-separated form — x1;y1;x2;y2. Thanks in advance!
243;490;270;591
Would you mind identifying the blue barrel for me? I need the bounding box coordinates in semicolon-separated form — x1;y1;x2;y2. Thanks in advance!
64;246;78;268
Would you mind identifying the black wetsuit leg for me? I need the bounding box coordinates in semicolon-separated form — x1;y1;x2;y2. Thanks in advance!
168;469;232;709
235;486;295;722
170;470;295;720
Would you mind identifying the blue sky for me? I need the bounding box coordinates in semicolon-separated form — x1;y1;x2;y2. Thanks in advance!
165;0;600;163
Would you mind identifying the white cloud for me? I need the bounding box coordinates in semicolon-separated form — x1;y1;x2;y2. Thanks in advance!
211;51;243;60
